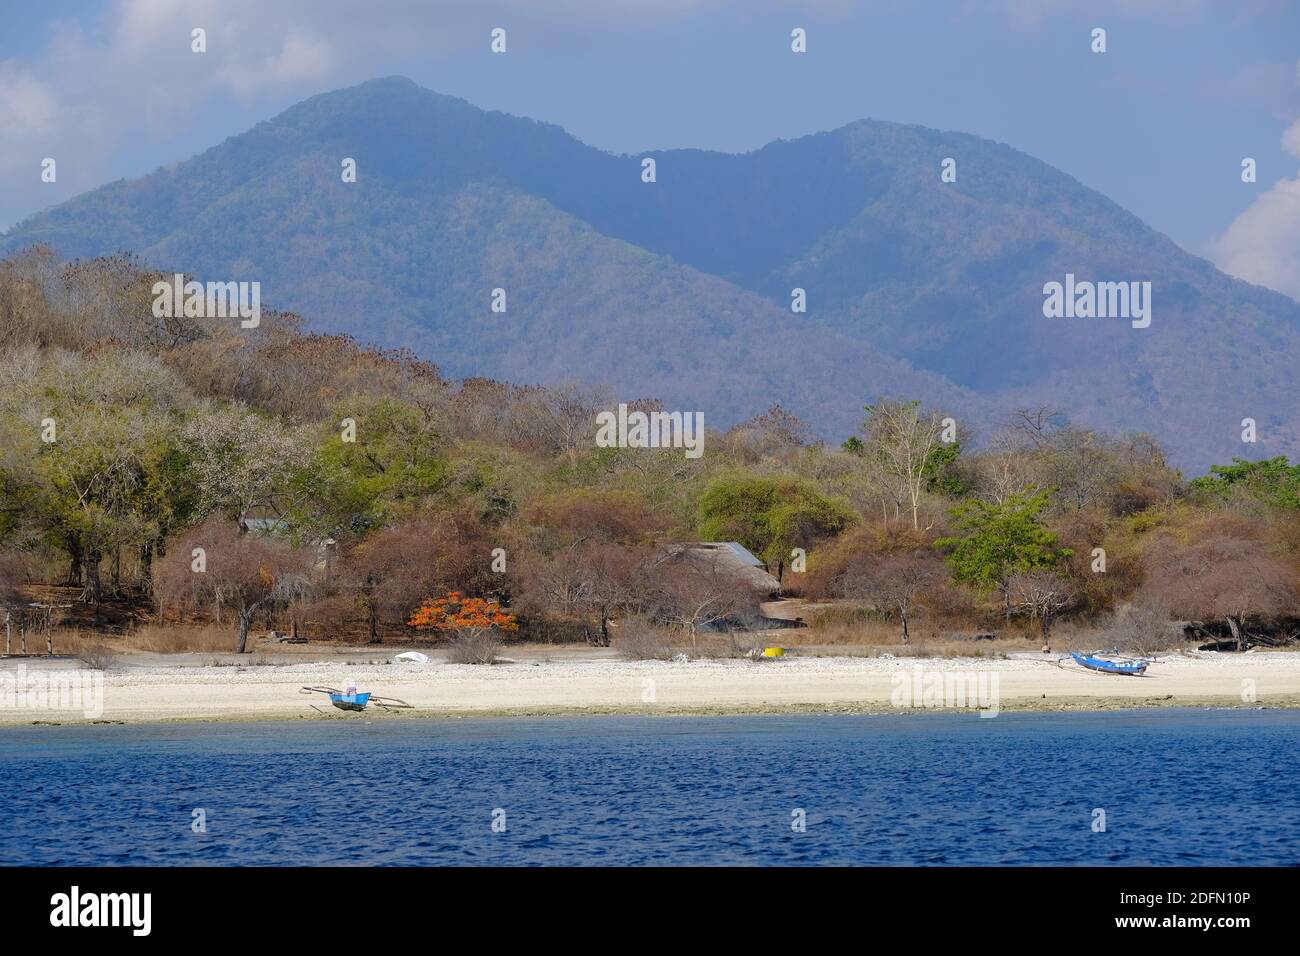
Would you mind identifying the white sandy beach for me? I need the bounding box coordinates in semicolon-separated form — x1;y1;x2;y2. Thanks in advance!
3;649;1299;724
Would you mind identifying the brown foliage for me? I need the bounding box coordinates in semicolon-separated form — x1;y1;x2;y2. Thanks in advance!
1139;514;1298;646
154;518;311;652
830;527;947;643
643;548;761;650
340;513;505;641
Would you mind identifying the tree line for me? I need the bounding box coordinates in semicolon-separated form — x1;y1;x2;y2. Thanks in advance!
1;247;1297;654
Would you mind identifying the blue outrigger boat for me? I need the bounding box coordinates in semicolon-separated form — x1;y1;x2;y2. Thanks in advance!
300;686;413;713
1070;652;1148;676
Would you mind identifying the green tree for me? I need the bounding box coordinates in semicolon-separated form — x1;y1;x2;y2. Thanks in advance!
288;396;449;539
923;441;969;497
935;490;1071;622
697;475;851;581
1188;457;1300;510
1;351;193;598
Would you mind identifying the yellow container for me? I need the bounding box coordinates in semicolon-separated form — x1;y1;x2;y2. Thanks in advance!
761;646;785;658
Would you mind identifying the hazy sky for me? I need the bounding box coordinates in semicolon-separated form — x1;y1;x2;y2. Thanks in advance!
3;0;1299;297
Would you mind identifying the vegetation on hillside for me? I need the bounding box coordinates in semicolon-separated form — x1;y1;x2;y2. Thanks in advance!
0;251;1297;654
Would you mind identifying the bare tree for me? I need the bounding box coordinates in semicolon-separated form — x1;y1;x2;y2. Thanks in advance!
1041;427;1120;512
836;548;945;644
1140;525;1297;650
971;430;1039;505
156;518;310;653
342;514;498;642
1008;406;1065;449
0;552;26;655
726;404;814;461
1105;600;1180;655
646;549;757;654
525;539;644;646
1009;571;1078;645
861;400;946;530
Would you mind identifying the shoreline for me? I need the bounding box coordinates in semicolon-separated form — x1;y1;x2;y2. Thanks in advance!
4;650;1299;727
17;697;1300;729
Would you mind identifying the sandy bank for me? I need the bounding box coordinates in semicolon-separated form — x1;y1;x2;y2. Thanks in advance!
2;650;1299;725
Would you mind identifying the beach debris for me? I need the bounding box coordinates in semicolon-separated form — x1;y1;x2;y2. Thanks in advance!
267;630;308;644
393;651;430;664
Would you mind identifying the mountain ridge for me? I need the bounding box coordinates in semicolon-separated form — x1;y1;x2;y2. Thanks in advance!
4;75;1297;471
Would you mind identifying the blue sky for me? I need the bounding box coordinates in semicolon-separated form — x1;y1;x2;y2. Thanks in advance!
2;0;1298;296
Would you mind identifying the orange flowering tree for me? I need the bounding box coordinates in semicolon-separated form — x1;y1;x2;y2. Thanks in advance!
407;590;519;638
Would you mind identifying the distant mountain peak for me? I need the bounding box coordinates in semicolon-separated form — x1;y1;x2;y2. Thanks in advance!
3;77;1298;471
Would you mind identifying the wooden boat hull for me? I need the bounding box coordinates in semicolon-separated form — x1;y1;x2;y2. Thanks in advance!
329;692;371;711
1070;652;1147;676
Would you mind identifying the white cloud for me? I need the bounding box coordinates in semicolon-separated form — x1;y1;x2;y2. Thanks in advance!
1210;113;1300;302
0;63;57;137
215;32;336;98
1284;116;1300;159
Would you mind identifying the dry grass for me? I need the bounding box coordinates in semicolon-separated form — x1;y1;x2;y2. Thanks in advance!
615;617;675;661
128;623;237;653
44;623;237;658
446;631;502;665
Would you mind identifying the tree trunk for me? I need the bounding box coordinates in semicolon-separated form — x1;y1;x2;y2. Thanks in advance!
1002;582;1012;624
65;541;83;588
138;540;155;593
365;574;379;644
236;611;252;654
599;607;611;647
900;603;910;644
83;550;102;604
1227;616;1244;652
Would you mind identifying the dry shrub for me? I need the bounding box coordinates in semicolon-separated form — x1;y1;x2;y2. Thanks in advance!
295;592;363;640
614;617;675;660
887;642;1006;659
800;607;913;645
127;624;238;653
77;641;116;671
694;630;763;659
1105;601;1182;654
446;630;502;665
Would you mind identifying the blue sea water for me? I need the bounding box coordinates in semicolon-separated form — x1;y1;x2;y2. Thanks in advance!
0;710;1295;866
